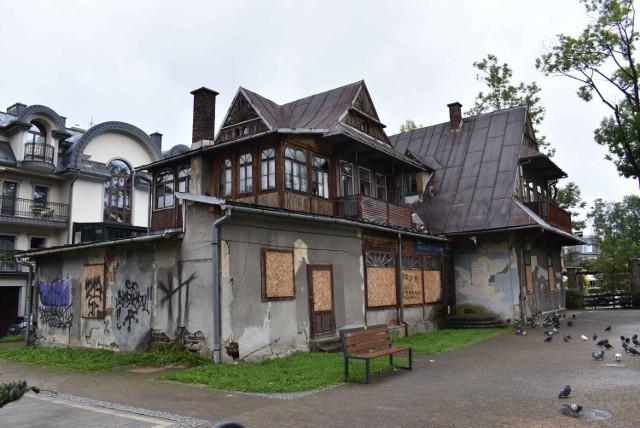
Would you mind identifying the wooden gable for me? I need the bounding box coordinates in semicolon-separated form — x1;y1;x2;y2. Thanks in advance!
343;84;390;144
218;92;269;143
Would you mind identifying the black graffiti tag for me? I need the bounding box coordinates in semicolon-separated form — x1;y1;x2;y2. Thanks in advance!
84;275;103;317
39;305;73;331
115;280;151;332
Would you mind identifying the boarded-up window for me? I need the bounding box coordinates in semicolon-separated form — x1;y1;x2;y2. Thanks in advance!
261;249;295;301
365;251;397;307
524;251;533;295
311;268;333;312
547;254;555;292
402;256;422;305
81;264;105;318
423;257;443;304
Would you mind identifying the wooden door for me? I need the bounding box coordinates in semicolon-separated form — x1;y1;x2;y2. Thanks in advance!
308;265;336;338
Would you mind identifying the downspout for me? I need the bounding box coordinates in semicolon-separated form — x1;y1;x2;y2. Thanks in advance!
397;232;406;335
211;206;231;364
67;169;80;244
14;258;34;346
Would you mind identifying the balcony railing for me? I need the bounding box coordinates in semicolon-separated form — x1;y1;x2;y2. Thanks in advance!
524;200;572;233
0;196;69;222
24;142;55;164
334;194;413;228
0;249;31;272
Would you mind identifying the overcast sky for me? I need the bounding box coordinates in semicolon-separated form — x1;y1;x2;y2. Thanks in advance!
3;0;639;230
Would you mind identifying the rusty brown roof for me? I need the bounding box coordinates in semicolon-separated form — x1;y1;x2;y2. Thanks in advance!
389;106;572;237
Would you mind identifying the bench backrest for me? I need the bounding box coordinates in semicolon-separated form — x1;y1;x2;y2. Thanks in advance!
340;324;392;355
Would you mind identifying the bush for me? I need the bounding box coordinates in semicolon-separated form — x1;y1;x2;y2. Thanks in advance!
565;288;584;310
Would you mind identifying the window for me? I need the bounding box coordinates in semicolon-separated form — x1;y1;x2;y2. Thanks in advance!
403;173;418;195
0;235;15;270
176;165;190;204
30;237;46;249
547;254;555;292
312;155;329;198
375;173;387;201
1;181;17;216
340;161;354;196
423;257;443;304
261;148;276;190
103;159;132;223
261;249;295;301
26;122;45;145
359;167;371;197
365;250;397;307
33;185;48;208
238;152;253;194
155;169;174;209
402;256;423;305
24;122;51;162
219;158;232;197
284;146;307;192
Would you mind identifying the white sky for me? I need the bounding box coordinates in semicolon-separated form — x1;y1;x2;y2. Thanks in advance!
3;0;639;229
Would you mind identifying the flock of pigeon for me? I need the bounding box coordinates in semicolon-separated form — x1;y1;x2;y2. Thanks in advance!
515;312;640;418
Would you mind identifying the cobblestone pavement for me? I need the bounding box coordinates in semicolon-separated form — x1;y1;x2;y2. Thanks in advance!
1;310;640;427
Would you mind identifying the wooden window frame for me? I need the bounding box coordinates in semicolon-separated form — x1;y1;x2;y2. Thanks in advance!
103;159;132;224
340;160;354;196
218;157;232;197
238;152;254;195
364;248;398;309
312;155;330;198
359;167;372;197
155;169;175;210
261;248;296;301
375;172;387;201
284;145;308;193
260;147;276;191
176;165;190;203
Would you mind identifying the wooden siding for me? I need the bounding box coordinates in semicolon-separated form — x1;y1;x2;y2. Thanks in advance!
524;201;572;233
151;206;182;231
335;195;412;228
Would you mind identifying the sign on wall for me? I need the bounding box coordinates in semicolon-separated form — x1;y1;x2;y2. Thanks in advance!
414;240;452;255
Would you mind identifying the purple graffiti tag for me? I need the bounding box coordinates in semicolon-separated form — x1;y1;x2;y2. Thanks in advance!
39;279;70;306
115;280;151;332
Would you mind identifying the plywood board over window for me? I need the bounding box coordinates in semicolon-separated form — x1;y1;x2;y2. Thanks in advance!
547;254;555;292
402;256;422;305
81;264;106;318
524;251;533;295
261;249;295;301
424;270;442;303
365;250;397;308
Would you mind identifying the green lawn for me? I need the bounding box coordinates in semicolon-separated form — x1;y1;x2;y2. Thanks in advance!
0;328;508;393
0;335;24;344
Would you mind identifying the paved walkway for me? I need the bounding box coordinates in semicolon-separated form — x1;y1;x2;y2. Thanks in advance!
1;310;640;427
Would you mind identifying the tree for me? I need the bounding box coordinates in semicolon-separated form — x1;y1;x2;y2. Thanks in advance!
587;195;640;289
399;119;422;133
536;0;640;188
467;54;552;155
468;54;587;230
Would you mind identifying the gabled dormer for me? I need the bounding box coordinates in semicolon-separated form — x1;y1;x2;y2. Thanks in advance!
217;89;271;143
342;83;390;145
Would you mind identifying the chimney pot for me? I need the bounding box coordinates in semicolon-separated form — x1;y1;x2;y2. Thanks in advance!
447;102;462;132
190;87;219;143
150;132;163;152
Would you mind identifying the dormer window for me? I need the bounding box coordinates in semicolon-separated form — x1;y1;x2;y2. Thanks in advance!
26;122;46;145
24;121;53;163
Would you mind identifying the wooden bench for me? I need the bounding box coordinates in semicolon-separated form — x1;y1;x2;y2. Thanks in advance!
339;324;412;383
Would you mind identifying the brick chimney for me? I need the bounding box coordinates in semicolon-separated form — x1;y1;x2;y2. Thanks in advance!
190;87;219;145
447;102;462;132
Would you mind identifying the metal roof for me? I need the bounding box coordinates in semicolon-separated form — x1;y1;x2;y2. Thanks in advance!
389;106;576;240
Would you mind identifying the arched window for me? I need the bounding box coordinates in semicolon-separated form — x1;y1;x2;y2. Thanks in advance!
25;121;51;162
155;169;174;209
238;152;253;194
219;158;232;197
176;165;191;204
284;146;307;192
103;159;132;223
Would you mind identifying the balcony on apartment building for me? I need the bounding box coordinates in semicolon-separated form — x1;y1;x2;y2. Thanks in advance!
0;249;31;273
524;200;572;233
0;196;69;226
334;194;413;229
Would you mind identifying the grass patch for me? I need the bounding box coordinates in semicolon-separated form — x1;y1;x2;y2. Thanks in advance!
0;345;206;372
0;335;25;343
393;327;508;354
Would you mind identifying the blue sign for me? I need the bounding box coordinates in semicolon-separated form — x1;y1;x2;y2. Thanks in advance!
414;240;452;255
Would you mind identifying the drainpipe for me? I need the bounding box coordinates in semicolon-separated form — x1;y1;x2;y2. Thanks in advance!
67;169;80;244
211;206;231;364
14;258;34;345
397;232;406;335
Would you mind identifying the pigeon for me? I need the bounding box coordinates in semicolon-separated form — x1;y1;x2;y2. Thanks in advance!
620;336;626;341
633;334;638;340
633;339;640;346
581;335;589;341
628;347;640;355
545;330;556;337
545;336;553;342
593;334;598;341
625;337;630;344
572;314;576;319
605;326;612;332
565;403;583;414
604;342;613;349
558;384;571;399
596;339;608;347
563;335;571;342
515;329;527;336
567;321;574;327
592;349;605;360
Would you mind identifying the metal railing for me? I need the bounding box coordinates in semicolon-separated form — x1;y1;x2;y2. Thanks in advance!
24;142;55;163
0;196;69;222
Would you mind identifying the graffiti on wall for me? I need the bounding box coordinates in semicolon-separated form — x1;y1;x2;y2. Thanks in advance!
81;264;105;318
115;279;151;332
38;279;73;330
157;266;196;325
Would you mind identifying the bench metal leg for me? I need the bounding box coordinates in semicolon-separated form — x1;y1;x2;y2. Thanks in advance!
365;359;370;384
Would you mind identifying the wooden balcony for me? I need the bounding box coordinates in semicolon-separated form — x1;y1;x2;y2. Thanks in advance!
334;194;413;228
524;200;572;233
0;196;69;224
151;205;183;231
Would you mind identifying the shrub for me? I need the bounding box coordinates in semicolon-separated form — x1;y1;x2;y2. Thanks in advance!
565;287;584;310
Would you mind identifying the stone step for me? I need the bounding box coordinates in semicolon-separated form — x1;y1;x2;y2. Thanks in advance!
309;336;342;353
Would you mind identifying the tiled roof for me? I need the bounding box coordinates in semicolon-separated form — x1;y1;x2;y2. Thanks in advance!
0;141;16;165
389;106;569;235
